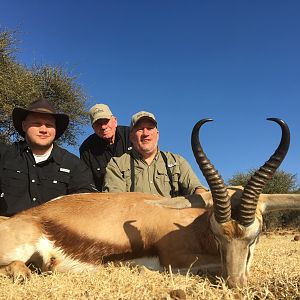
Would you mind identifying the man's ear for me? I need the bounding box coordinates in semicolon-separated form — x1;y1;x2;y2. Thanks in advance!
114;117;118;127
21;120;27;132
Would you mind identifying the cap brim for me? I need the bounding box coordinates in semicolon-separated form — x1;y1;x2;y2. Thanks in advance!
92;114;113;124
131;116;157;128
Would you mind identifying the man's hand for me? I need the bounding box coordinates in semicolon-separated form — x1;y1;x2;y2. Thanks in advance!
194;187;208;195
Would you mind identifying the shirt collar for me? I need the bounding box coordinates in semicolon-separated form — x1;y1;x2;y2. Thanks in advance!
131;147;160;161
19;140;60;164
18;140;30;153
97;127;120;146
50;144;63;164
153;148;160;161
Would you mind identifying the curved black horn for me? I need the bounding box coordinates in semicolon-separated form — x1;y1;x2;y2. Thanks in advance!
239;118;290;227
191;119;231;223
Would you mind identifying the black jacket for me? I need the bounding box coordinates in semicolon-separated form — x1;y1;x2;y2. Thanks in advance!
80;126;131;191
0;141;96;216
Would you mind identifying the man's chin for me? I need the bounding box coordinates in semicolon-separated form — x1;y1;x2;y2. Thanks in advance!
101;134;113;140
30;142;53;151
140;148;156;155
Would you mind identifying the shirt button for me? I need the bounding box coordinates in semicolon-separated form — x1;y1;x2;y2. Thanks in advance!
31;179;36;183
150;181;153;184
32;197;37;201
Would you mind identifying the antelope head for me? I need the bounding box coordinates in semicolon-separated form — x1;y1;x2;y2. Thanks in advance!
191;118;290;288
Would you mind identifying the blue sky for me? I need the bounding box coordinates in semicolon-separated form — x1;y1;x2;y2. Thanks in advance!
1;1;300;185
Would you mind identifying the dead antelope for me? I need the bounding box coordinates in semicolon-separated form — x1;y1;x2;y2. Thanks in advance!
0;118;299;288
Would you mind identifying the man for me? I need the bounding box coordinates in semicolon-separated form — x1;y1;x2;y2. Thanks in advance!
0;98;96;216
103;111;207;197
80;104;131;191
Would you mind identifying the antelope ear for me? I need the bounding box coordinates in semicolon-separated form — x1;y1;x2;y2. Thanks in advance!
257;193;300;214
144;188;245;209
144;192;214;209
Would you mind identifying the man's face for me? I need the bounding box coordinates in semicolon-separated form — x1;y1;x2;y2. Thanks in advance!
22;112;56;151
92;117;117;140
130;118;159;157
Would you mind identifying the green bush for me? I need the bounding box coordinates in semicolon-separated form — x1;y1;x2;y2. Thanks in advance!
228;169;300;230
0;29;88;146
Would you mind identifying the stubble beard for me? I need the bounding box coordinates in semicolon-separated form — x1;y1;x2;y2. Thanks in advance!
26;137;54;154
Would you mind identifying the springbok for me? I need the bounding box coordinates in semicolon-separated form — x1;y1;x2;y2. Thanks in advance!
0;118;299;288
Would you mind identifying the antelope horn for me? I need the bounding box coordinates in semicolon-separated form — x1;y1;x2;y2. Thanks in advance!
191;119;231;223
239;118;290;227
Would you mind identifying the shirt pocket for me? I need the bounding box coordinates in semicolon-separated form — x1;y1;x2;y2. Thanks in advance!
157;164;180;182
122;168;132;190
156;164;180;195
170;164;180;183
39;172;71;192
156;168;170;183
1;163;28;196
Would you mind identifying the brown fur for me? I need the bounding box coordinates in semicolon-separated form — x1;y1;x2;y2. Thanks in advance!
23;193;217;269
41;218;157;264
221;220;245;240
1;190;299;286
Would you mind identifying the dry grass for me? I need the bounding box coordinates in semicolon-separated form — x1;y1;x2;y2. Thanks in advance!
0;233;299;300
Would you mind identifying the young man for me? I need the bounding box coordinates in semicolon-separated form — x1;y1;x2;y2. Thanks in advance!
103;111;207;197
80;104;131;191
0;98;96;216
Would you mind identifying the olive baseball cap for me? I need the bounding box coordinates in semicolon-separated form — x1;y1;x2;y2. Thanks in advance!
130;111;157;128
89;104;113;125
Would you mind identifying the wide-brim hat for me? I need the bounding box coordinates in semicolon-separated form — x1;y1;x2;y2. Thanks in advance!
12;98;69;140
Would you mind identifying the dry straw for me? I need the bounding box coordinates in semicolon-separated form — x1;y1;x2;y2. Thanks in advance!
0;233;299;300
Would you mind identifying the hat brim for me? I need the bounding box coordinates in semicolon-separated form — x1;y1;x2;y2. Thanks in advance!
12;107;69;140
91;114;113;124
131;116;157;129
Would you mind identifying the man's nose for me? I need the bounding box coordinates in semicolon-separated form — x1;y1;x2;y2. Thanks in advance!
142;128;150;134
39;124;47;131
100;123;108;129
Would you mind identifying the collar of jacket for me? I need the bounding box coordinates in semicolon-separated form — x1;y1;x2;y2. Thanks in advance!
130;146;160;161
97;126;123;146
18;140;63;164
